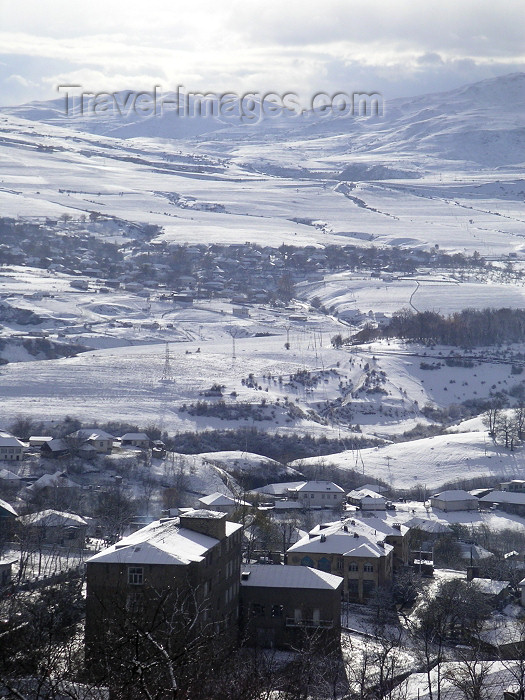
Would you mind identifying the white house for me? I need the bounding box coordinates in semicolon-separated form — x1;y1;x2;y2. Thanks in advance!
71;429;115;454
0;435;26;462
347;488;387;511
288;481;345;508
120;433;151;449
430;489;479;512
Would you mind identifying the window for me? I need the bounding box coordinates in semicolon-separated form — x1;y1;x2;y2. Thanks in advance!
301;556;314;568
251;603;265;617
313;608;320;625
363;580;375;595
363;563;374;573
128;567;143;585
271;604;284;617
318;557;331;572
348;562;358;572
348;579;359;595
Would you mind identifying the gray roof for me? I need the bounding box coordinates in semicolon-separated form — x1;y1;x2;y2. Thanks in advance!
480;490;525;505
88;513;242;567
240;564;343;590
431;489;478;501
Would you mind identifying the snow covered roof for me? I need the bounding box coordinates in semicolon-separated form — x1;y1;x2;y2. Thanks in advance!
0;498;17;517
359;483;388;494
0;436;25;448
347;488;387;501
312;515;409;539
406;517;452;534
480;490;525;505
28;471;79;491
256;481;307;496
73;428;115;441
431;489;478;501
288;531;393;558
0;468;21;480
198;492;248;507
42;438;68;452
240;564;343;590
120;433;150;441
88;517;223;566
21;509;87;527
291;481;344;494
457;542;494;560
472;578;509;596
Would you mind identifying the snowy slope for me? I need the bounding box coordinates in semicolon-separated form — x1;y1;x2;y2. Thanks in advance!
291;430;525;490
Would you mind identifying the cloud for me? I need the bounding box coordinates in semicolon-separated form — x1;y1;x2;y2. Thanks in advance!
5;73;39;88
0;1;524;104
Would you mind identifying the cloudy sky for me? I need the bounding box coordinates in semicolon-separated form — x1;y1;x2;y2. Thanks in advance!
1;0;524;106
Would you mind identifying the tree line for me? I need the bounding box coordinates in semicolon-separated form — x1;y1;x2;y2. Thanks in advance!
349;308;525;348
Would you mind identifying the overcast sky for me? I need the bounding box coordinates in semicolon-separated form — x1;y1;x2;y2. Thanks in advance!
1;0;524;106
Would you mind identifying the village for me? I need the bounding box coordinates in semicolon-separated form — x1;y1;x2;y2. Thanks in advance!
3;422;525;697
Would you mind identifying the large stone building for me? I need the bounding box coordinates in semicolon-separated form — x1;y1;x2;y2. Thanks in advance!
286;515;404;602
240;564;343;649
85;509;243;666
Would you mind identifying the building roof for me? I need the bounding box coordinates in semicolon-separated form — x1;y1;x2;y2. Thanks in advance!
42;438;68;452
311;515;409;539
256;481;307;496
88;514;242;567
480;490;525;505
72;428;115;441
199;492;237;507
0;436;25;448
359;483;388;494
28;471;79;491
120;433;150;441
240;564;343;590
0;468;21;480
20;509;87;527
0;498;17;517
431;489;478;501
472;578;509;595
288;531;393;558
406;517;452;534
347;488;387;501
291;481;345;494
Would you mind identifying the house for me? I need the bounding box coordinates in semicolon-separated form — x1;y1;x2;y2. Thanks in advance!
346;488;387;511
311;515;410;571
479;490;525;516
0;435;26;462
19;509;88;547
28;436;53;448
85;510;243;664
26;471;80;496
0;468;21;484
70;429;115;454
287;481;345;509
430;489;479;512
232;306;250;318
198;492;250;513
120;433;151;449
500;479;525;493
287;519;394;602
41;438;70;459
240;564;342;649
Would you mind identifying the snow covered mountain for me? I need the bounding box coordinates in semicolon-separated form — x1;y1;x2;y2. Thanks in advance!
2;73;524;168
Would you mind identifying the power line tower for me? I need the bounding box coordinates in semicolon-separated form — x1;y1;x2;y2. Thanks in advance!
160;342;174;383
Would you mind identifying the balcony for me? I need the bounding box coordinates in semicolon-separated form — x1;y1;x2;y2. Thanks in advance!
285;618;333;629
